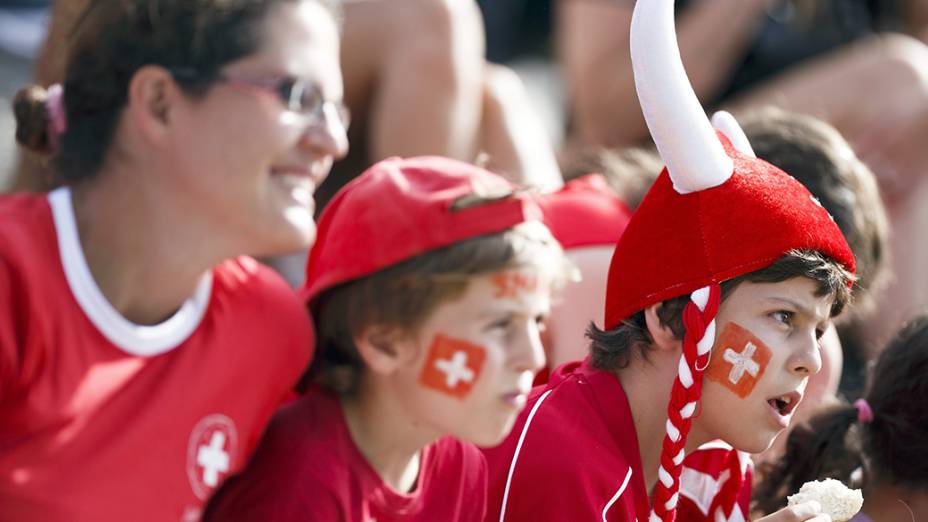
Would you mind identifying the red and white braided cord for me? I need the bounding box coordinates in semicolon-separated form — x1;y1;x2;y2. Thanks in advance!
650;284;721;522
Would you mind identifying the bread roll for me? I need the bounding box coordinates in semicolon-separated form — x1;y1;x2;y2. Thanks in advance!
787;478;863;522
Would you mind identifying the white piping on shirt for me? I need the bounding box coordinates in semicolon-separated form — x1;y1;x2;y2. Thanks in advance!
602;467;633;521
499;389;553;522
49;187;213;356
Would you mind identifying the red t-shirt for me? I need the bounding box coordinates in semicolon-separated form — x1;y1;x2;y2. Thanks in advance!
0;189;313;521
205;387;488;521
482;358;751;521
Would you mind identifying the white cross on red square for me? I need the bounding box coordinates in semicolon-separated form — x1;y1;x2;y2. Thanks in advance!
435;351;476;387
723;342;761;384
197;431;230;487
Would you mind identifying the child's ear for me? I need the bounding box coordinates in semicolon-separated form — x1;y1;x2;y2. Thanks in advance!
644;302;680;352
353;325;410;375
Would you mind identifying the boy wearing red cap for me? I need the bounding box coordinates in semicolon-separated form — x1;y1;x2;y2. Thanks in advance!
204;156;573;521
481;2;856;522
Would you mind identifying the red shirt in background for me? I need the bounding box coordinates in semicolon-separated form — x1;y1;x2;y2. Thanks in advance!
205;386;488;521
0;189;312;522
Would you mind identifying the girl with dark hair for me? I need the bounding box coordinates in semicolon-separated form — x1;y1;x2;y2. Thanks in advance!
754;315;928;521
1;0;348;520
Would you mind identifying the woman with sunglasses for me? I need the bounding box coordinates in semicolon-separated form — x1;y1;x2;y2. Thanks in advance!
2;1;347;520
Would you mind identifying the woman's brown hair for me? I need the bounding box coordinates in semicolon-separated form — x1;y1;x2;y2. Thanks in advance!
13;0;339;182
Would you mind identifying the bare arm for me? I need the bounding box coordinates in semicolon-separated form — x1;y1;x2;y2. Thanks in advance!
342;0;486;162
558;0;769;147
477;64;564;192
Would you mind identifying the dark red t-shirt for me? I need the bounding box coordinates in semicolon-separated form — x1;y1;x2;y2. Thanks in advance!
482;358;651;521
205;387;488;521
482;358;751;521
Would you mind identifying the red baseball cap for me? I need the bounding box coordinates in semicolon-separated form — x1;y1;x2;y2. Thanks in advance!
537;174;632;250
300;156;543;305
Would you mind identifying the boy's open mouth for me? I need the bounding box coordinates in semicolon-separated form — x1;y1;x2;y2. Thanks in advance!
767;391;801;416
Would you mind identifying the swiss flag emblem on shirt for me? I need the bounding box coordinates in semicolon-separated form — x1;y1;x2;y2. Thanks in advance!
186;414;239;501
419;334;486;399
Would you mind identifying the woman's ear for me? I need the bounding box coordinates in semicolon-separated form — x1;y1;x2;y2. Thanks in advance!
353;325;410;375
644;302;681;352
126;65;178;144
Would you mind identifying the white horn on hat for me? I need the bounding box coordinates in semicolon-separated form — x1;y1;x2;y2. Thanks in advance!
630;0;733;194
711;111;756;158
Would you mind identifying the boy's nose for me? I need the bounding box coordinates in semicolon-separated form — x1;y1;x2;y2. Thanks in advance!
789;331;823;376
511;322;547;374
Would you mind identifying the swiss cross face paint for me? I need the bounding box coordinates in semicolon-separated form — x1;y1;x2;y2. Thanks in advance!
418;334;487;399
491;270;539;300
705;322;773;398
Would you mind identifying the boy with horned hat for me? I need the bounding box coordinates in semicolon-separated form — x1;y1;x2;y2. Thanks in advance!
481;1;856;521
205;156;574;521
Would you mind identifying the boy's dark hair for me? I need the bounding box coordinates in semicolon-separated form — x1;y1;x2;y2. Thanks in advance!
588;250;853;371
741;107;889;315
752;315;928;515
13;0;340;182
303;221;573;395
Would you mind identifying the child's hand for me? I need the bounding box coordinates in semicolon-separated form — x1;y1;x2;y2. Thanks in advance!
754;501;833;522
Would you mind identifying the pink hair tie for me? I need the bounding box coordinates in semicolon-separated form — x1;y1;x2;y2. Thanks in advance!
46;83;67;150
854;399;874;424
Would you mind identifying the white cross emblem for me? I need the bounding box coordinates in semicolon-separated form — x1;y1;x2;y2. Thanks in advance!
723;343;760;384
434;351;475;388
197;431;230;487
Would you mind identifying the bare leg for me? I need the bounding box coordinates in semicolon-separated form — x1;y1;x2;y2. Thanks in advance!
324;0;560;200
477;64;563;191
859;177;928;356
727;34;928;201
557;0;768;147
725;35;928;357
341;0;486;162
314;0;488;212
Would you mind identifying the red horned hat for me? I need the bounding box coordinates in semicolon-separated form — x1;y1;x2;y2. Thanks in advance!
604;134;856;329
607;2;855;521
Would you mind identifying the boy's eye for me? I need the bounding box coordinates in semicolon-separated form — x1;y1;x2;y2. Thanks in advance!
488;317;513;331
771;311;793;325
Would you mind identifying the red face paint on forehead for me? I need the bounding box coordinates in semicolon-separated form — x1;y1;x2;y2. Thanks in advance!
705;323;773;398
491;271;538;299
418;334;487;399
